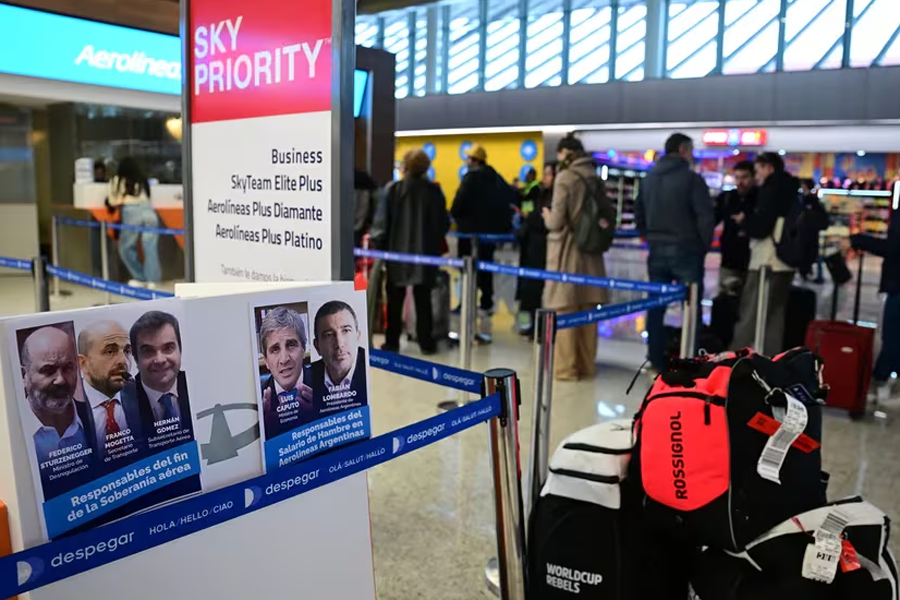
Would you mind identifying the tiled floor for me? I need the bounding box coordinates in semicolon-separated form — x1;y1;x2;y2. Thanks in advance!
0;250;896;599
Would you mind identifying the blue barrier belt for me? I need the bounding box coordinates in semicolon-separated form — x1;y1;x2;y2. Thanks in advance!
106;222;185;236
46;265;175;301
0;394;500;597
477;261;684;295
0;257;32;271
556;291;686;330
369;349;482;394
55;217;100;229
448;232;518;243
354;248;464;269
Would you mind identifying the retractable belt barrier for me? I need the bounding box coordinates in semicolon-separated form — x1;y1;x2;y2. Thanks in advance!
0;256;33;272
353;247;464;269
448;231;518;244
477;261;684;295
556;290;686;330
0;350;503;598
56;217;184;236
46;265;174;301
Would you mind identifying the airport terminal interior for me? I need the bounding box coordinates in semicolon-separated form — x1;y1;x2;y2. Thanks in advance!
2;0;900;597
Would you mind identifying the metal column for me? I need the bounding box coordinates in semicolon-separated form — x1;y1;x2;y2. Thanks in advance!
679;282;700;359
33;255;50;313
50;215;60;297
484;369;526;600
526;309;556;522
754;267;771;352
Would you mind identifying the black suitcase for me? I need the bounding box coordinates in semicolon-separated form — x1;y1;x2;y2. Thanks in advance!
784;286;817;350
528;421;692;600
711;293;740;348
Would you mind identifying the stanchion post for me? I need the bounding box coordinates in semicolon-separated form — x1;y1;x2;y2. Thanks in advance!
526;309;556;523
100;221;111;305
484;368;526;600
754;266;770;352
51;215;60;297
458;255;477;401
679;282;700;358
32;256;50;313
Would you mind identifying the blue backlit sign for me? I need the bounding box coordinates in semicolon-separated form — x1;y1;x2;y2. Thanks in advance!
0;3;182;95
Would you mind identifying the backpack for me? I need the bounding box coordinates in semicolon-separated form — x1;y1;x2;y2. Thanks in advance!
691;499;899;599
571;170;617;255
630;348;828;552
774;196;830;271
485;172;516;234
528;420;693;600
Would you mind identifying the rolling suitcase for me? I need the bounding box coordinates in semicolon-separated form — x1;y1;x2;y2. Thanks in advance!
804;255;874;417
404;269;451;344
784;286;817;350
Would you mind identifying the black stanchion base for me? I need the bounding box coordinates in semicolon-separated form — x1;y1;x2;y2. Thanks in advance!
436;400;462;412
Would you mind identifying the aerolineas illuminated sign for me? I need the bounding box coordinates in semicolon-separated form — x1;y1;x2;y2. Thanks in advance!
0;2;181;95
74;45;181;81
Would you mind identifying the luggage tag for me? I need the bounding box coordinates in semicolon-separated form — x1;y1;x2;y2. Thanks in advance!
756;390;808;484
800;507;850;584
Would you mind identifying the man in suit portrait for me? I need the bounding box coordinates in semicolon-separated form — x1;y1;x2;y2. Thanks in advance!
259;306;314;439
77;320;145;465
130;311;192;442
21;325;96;498
310;301;368;416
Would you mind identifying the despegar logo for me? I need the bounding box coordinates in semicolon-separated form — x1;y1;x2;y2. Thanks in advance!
196;403;259;464
670;411;687;500
442;372;477;388
75;45;181;80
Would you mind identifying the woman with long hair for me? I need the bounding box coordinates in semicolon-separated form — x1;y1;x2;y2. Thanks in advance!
109;157;161;288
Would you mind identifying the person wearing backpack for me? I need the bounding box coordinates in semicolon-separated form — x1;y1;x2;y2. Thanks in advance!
730;152;800;355
636;133;715;373
542;135;615;380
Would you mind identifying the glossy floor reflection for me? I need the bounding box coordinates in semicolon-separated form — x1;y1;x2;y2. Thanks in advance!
1;253;896;600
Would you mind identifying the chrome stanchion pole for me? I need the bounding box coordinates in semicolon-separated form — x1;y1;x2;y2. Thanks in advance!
51;215;60;297
438;254;477;411
32;256;50;313
526;309;556;523
100;221;111;305
679;282;700;358
484;368;526;600
754;266;770;352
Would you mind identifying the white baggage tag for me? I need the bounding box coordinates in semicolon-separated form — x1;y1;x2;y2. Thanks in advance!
800;507;850;584
757;391;808;484
802;536;842;584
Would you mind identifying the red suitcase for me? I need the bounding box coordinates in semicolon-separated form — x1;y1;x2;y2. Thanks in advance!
804;254;875;417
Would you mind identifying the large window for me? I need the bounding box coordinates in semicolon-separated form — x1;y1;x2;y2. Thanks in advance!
485;0;521;91
413;8;429;96
447;2;481;94
722;0;780;74
850;0;900;67
616;0;648;81
355;16;380;49
383;11;411;98
666;0;720;78
568;0;613;84
525;0;565;87
783;0;846;71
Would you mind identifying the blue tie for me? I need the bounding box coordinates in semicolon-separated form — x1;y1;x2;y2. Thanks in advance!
160;393;176;420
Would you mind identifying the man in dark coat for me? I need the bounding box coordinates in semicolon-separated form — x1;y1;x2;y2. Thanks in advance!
310;301;368;417
372;148;450;354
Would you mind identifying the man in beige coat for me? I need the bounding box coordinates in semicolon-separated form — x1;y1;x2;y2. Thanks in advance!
542;135;609;381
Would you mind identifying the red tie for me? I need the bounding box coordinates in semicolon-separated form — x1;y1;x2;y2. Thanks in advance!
105;400;120;436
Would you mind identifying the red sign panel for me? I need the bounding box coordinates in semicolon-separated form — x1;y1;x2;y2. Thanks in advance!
189;0;332;123
702;129;768;147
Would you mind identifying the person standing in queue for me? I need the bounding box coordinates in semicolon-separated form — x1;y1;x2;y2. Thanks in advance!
730;152;799;356
372;149;450;355
715;160;757;294
636;133;714;373
517;163;556;338
842;204;900;406
542;135;609;381
451;143;515;344
108;158;161;289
